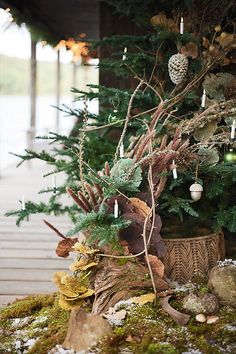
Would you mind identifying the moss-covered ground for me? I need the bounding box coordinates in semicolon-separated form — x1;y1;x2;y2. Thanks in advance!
0;290;235;354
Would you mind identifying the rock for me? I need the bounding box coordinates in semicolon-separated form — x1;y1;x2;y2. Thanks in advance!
206;315;219;324
63;308;112;352
196;314;207;323
182;292;219;314
208;264;236;308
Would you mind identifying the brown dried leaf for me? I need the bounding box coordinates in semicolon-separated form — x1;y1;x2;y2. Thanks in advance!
150;13;178;32
129;197;152;218
56;238;78;258
147;254;165;278
202;37;210;49
180;42;198;59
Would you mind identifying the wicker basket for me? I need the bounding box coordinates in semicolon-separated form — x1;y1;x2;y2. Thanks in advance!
162;231;225;284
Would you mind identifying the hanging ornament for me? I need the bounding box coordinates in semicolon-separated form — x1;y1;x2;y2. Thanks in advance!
108;109;120;125
224;147;236;163
108;97;122;126
189;183;203;201
168;53;188;84
189;164;203;201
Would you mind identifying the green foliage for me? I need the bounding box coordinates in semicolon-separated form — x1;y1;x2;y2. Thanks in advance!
160;195;199;221
66;205;131;247
215;206;236;232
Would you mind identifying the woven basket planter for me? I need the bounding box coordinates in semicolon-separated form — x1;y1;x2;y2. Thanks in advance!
162;231;225;284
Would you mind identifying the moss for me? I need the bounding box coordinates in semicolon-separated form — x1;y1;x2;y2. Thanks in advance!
1;290;236;354
0;294;69;354
0;294;55;320
144;342;177;354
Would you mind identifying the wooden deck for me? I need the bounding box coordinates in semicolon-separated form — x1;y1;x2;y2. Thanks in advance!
0;159;74;307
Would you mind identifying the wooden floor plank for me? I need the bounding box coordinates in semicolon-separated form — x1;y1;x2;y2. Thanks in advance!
0;281;56;294
0;159;74;306
0;258;72;269
0;249;69;259
0;241;57;249
0;268;66;281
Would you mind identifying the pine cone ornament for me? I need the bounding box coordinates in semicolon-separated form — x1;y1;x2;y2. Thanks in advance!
168;53;188;84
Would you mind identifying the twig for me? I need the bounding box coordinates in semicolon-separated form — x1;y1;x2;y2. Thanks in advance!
114;80;144;161
142;216;157;296
43;219;67;239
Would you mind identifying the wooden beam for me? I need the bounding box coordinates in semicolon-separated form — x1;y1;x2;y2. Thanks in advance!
29;37;37;148
56;50;61;133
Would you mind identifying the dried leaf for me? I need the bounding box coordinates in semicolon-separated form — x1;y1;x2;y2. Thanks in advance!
150;13;178;32
56;238;78;258
180;42;198;59
130;197;152;218
72;242;99;254
147;254;165;278
216;32;235;49
69;260;98;272
193;120;218;141
202;37;210;49
130;293;156;305
59;294;83;310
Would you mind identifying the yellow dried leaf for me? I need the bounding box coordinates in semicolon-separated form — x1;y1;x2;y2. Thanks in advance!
150;13;178;32
130;197;151;217
130;293;156;305
69;258;88;272
70;260;98;272
52;271;67;285
215;33;235;49
180;42;198;59
77;288;95;298
59;294;83;310
72;242;99;254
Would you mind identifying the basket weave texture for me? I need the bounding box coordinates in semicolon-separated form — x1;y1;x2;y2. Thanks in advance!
162;231;225;284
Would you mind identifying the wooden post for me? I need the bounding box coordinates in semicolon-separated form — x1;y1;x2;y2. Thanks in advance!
29;37;37;149
72;62;77;107
56;50;61;133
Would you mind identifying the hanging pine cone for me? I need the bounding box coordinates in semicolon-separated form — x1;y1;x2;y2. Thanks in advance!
168;53;188;84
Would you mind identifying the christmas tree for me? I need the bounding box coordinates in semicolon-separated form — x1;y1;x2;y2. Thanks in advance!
2;2;236;352
8;0;236;237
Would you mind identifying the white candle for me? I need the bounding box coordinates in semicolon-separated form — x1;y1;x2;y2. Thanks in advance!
201;89;206;108
122;47;127;61
180;17;184;34
172;160;178;179
52;175;56;193
230;119;236;140
21;195;25;210
114;200;119;218
120;143;124;158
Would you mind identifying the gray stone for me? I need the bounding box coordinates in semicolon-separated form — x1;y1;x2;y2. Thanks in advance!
182;292;219;314
208;264;236;308
63;308;112;352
